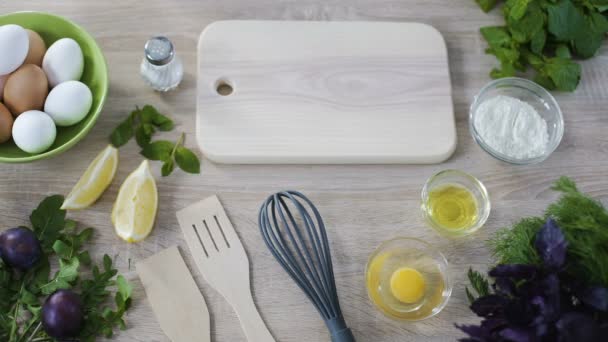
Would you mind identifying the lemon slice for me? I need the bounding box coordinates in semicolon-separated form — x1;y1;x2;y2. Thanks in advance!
61;145;118;210
112;160;158;243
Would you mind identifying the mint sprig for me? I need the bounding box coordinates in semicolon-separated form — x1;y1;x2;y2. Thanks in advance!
474;0;608;91
141;133;201;176
110;105;200;177
110;105;174;148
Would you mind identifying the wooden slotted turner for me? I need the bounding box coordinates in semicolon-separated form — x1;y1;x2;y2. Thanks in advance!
176;195;276;342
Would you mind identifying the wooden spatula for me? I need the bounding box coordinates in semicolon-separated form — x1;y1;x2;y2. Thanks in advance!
136;246;211;342
176;195;276;342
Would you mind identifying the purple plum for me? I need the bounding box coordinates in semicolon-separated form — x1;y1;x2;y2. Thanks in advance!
0;227;41;270
42;289;84;339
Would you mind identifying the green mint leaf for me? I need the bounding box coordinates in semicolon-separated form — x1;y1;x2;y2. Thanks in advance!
530;30;546;54
141;140;175;161
547;0;586;42
507;0;532;21
175;147;201;174
555;44;571;59
508;2;544;43
161;159;175;177
534;73;556;90
135;124;156;148
542;57;581;91
141;105;174;131
40;257;80;295
573;28;603;59
30;195;66;252
589;11;608;33
480;26;512;49
110;116;134;147
475;0;498;12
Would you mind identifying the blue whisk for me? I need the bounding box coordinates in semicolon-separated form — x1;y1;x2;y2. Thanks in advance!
259;191;355;342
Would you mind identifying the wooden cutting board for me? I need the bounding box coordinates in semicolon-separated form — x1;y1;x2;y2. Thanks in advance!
196;21;456;164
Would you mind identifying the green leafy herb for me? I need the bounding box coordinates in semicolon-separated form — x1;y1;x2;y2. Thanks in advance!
175;146;201;174
0;196;132;342
140;133;200;177
474;0;608;91
111;105;200;176
40;257;80;295
465;268;490;303
110;105;174;148
490;177;608;287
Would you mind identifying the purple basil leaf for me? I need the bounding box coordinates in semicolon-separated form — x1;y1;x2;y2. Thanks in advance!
481;317;508;332
534;218;568;270
494;276;516;296
489;264;537;279
471;295;508;317
556;312;600;342
505;300;535;325
455;324;490;341
498;327;535;342
577;286;608;312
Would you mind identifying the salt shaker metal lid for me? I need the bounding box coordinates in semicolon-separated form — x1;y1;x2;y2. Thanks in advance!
144;36;175;66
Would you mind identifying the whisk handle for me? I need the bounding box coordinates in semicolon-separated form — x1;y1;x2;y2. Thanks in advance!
327;316;356;342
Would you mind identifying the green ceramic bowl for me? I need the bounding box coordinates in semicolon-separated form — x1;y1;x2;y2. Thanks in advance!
0;12;108;163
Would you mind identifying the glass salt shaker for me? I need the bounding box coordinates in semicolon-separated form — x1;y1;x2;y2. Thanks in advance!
140;36;183;92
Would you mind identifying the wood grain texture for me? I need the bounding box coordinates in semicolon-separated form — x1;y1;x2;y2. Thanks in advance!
136;246;211;342
197;21;455;164
176;196;275;342
0;1;607;342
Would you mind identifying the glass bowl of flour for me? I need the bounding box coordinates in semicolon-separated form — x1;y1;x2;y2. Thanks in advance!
470;77;564;165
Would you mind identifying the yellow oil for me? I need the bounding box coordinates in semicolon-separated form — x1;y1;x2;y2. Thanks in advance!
427;184;478;230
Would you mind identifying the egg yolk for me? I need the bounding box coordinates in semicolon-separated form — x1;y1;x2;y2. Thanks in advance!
390;267;426;304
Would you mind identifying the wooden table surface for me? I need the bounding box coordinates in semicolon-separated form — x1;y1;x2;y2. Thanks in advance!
1;1;607;341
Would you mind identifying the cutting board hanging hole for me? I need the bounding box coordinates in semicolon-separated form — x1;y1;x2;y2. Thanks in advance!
215;80;233;96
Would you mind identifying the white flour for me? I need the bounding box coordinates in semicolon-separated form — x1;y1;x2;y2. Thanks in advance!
474;95;549;159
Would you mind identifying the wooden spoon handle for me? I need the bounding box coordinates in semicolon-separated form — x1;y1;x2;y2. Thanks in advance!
233;292;276;342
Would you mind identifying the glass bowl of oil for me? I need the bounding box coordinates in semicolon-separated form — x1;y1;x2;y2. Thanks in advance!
366;237;452;321
421;169;490;237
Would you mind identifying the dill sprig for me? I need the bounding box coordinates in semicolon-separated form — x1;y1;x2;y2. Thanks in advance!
490;177;608;287
465;268;490;303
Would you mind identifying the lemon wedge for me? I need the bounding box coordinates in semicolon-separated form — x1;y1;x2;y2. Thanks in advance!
111;160;158;243
61;145;118;210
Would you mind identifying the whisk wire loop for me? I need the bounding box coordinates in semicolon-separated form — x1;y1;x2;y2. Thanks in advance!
274;194;334;317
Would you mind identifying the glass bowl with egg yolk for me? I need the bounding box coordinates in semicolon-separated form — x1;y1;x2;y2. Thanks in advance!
421;169;491;237
365;237;451;321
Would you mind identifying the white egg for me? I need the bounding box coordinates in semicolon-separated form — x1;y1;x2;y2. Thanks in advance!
0;74;7;101
0;25;29;75
12;110;56;154
44;81;93;126
42;38;84;87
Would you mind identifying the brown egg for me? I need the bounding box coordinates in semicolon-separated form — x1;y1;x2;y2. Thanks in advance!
3;64;49;116
24;30;47;66
0;102;13;143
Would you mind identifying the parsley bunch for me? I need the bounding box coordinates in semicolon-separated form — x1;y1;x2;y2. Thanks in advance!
0;195;132;342
110;105;200;176
475;0;608;91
